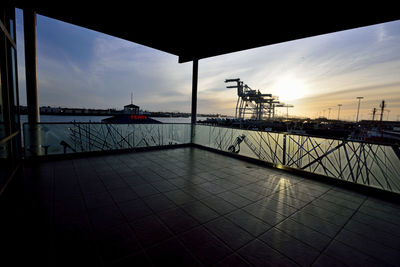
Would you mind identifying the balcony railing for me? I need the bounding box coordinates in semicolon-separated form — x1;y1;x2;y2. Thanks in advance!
23;122;191;156
23;122;400;194
193;125;400;194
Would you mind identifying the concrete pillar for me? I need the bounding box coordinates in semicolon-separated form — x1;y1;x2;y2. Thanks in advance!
24;9;42;155
191;59;198;124
190;59;198;143
23;8;40;124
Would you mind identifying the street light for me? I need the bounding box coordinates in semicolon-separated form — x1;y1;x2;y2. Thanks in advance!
386;110;391;121
337;104;342;121
356;97;364;122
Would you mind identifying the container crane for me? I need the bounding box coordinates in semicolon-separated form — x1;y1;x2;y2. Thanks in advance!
225;78;293;120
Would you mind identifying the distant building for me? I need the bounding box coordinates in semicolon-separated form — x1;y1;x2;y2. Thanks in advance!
40;106;61;114
124;104;139;114
140;110;151;115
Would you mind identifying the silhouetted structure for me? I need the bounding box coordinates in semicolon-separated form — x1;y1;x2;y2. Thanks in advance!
226;78;293;120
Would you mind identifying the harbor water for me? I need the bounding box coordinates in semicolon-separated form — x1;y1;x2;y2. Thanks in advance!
19;115;193;144
20;115;192;124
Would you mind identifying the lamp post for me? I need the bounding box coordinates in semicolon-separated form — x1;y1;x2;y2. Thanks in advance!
386;110;391;121
356;97;363;122
337;104;342;121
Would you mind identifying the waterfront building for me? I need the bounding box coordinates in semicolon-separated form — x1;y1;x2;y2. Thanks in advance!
123;103;140;114
39;106;61;114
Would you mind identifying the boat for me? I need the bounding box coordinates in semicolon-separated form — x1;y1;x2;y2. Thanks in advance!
102;114;161;124
101;99;161;124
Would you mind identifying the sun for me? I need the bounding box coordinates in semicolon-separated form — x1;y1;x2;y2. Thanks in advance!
273;76;306;102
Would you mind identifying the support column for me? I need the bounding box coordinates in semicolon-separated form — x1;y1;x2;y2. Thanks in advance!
190;59;198;144
24;9;39;124
24;9;41;155
191;59;198;124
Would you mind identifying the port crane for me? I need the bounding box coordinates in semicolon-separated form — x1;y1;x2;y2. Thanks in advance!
225;78;293;120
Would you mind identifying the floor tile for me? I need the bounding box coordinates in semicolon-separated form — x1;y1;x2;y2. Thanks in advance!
358;204;400;226
324;240;383;266
217;190;253;208
232;187;265;201
319;192;363;210
312;253;347;267
54;196;87;218
260;227;320;266
109;187;139;203
88;203;126;230
352;211;400;237
95;223;141;263
150;180;178;192
131;184;160;197
200;195;237;215
181;200;220;223
212;179;240;190
242;183;275;196
142;193;177;213
145;237;201;266
255;197;298;216
117;198;153;221
169;177;194;188
300;204;350;227
158;207;199;234
101;176;127;190
204;217;254;250
110;251;152;266
84;191;115;209
275;218;331;251
335;229;400;265
238;239;297;267
6;147;400;266
243;203;287;226
164;189;196;205
214;253;252;266
130;215;173;248
310;198;356;217
225;209;272;237
290;210;342;238
198;181;227;194
269;192;310;209
344;219;400;250
181;185;213;200
179;226;233;265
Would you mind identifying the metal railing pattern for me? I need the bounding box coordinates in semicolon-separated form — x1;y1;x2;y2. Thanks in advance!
22;122;400;193
23;123;191;156
194;125;400;193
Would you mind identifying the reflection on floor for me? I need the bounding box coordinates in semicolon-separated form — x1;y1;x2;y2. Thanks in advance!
1;147;399;266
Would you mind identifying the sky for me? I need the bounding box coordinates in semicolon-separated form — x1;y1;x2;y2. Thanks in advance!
16;9;400;121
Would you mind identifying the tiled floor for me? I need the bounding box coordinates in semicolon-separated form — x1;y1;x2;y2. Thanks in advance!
1;147;400;266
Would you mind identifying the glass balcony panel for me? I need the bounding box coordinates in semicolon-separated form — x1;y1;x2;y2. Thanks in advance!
193;124;211;147
23;123;191;157
194;125;400;194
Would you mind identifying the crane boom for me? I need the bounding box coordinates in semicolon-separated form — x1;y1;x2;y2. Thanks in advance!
226;78;294;120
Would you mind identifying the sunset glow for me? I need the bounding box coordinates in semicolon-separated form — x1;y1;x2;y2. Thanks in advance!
15;9;400;121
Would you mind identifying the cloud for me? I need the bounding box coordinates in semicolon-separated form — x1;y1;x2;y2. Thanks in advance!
38;32;191;109
201;87;231;93
16;10;400;120
290;81;400;120
299;81;400;102
195;20;400;117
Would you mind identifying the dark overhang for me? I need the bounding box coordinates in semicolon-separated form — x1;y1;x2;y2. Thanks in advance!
16;5;400;63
